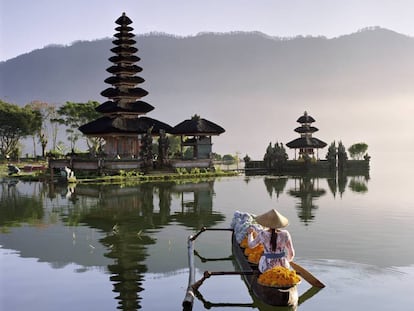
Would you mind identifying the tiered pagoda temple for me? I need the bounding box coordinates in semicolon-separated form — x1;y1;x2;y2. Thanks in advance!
286;111;327;159
78;13;225;168
79;13;172;158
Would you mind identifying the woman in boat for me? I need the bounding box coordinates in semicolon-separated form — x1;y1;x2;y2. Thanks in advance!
247;209;295;273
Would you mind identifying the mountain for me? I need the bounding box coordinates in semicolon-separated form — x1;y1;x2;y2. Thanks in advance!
1;28;414;158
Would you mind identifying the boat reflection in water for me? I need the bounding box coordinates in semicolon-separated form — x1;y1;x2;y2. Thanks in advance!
193;284;321;311
189;230;323;311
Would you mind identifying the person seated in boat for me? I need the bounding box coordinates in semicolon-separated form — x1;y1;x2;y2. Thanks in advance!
247;209;295;273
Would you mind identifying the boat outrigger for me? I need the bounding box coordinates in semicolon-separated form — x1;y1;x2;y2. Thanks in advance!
182;227;324;310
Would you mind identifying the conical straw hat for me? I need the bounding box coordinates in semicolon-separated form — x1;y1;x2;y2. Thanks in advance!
255;209;289;229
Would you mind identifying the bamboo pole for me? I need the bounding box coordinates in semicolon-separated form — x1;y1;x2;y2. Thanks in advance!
192;270;256;290
182;235;196;310
182;228;233;310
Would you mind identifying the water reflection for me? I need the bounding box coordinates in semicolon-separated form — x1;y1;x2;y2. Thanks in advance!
0;170;370;310
192;246;322;311
288;177;326;224
71;180;224;310
173;181;224;229
0;178;224;310
263;176;288;198
263;170;369;224
0;180;44;231
193;285;321;311
80;184;158;310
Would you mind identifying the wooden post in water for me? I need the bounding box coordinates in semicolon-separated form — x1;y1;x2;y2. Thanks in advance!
182;227;234;310
182;235;196;310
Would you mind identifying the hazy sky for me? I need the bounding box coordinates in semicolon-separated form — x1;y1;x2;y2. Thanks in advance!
1;0;414;61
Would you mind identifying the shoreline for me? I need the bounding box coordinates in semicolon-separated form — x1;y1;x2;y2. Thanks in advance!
0;162;241;184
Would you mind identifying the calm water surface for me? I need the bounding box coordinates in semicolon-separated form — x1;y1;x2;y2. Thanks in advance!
1;152;413;311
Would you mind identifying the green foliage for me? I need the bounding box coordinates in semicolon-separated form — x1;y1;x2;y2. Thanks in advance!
0;100;41;157
222;154;235;164
55;101;101;128
175;167;188;175
349;178;368;193
211;153;222;161
190;167;201;174
54;101;101;151
0;189;44;229
183;147;193;159
337;141;348;162
326;141;337;162
263;142;288;169
243;154;251;163
348;143;368;160
27;101;57;157
139;128;153;170
157;130;170;167
167;136;181;156
119;170;143;177
46;150;63;158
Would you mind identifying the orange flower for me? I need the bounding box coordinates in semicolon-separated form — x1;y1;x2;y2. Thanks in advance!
258;266;301;287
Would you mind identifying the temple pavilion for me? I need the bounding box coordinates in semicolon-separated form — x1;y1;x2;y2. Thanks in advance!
286;111;327;159
79;13;172;158
171;114;225;159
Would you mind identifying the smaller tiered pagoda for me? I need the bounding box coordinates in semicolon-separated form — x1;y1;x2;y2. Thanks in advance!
286;111;327;159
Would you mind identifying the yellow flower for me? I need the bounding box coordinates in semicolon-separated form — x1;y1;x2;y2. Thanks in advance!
258;266;301;287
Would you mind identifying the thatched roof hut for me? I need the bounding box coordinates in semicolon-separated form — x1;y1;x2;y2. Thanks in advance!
171;115;225;160
79;116;172;135
171;115;225;136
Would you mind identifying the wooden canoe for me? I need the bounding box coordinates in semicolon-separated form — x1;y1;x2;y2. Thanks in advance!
231;233;299;307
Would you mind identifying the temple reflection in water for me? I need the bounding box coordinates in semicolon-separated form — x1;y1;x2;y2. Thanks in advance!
261;169;369;224
65;180;222;310
0;178;223;310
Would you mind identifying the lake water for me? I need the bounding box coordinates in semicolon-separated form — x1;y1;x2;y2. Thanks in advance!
1;151;414;311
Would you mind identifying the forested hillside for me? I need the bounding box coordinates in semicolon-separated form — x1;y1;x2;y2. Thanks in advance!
1;28;414;157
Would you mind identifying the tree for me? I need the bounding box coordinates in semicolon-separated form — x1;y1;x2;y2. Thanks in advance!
348;143;368;160
326;141;337;161
0;100;41;158
139;127;153;171
337;141;348;170
326;141;337;169
211;153;222;161
26;107;42;157
28;101;58;157
263;142;288;169
222;154;235;164
54;101;101;152
167;135;181;157
157;129;170;167
243;154;251;163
